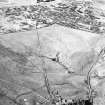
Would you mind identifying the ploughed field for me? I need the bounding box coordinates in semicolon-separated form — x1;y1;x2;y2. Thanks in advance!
0;1;105;34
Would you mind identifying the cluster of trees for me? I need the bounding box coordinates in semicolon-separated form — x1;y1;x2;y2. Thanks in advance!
37;0;55;3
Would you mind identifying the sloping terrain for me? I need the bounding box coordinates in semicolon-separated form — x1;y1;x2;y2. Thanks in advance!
0;0;105;105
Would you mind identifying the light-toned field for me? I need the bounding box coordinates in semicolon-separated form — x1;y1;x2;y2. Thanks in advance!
0;24;103;103
0;0;105;105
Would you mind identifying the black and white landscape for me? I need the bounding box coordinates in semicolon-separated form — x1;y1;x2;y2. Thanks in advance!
0;0;105;105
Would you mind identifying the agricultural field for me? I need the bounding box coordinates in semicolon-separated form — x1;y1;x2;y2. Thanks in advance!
0;0;105;105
